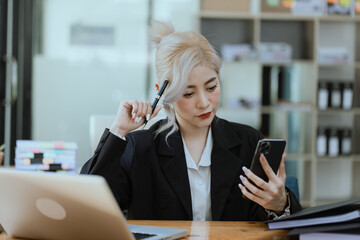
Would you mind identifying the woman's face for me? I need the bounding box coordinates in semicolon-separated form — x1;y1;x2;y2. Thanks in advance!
174;64;220;131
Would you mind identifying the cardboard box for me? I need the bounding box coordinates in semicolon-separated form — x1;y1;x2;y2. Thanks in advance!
355;0;360;15
261;0;293;13
327;0;352;15
261;0;325;15
292;0;324;15
201;0;250;12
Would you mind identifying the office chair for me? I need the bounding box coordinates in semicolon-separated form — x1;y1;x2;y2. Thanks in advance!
89;114;115;153
285;175;300;201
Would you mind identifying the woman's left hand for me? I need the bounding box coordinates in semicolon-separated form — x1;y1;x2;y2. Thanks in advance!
239;153;288;214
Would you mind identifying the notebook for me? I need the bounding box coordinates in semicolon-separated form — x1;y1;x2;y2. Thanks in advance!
0;169;187;240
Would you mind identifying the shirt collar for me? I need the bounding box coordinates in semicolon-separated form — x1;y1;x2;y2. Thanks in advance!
199;128;212;167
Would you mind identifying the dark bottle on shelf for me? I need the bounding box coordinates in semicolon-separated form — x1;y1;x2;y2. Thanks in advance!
328;128;339;157
342;82;353;109
340;128;352;155
318;82;329;110
330;82;341;109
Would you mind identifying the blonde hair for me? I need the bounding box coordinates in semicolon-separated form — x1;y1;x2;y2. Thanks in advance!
150;20;222;140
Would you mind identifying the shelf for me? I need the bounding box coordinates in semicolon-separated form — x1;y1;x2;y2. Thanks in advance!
222;60;314;66
316;156;357;162
200;11;313;20
222;60;259;64
317;108;360;115
201;9;360;210
218;105;314;114
317;62;356;68
261;60;314;66
300;200;313;208
318;15;358;22
313;198;355;206
261;13;360;22
199;11;254;20
350;108;360;115
200;11;360;22
260;13;315;21
286;153;313;160
355;16;360;22
261;14;360;22
262;105;314;113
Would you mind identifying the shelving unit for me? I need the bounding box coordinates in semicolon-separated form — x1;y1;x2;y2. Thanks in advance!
199;4;360;207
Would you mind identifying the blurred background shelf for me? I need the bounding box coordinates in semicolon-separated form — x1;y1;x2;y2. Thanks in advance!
218;105;314;114
200;11;254;19
200;0;360;207
317;108;360;115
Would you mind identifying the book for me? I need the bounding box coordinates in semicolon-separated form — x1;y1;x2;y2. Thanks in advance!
268;197;360;221
15;140;78;173
267;197;360;229
268;209;360;229
356;0;360;15
300;231;360;240
288;221;360;235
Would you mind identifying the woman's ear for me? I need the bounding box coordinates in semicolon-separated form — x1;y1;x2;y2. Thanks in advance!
155;83;160;92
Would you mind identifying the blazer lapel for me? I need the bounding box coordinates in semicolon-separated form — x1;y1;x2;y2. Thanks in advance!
211;117;243;220
157;130;192;219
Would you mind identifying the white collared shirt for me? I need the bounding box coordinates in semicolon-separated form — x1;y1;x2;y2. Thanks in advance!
182;128;212;221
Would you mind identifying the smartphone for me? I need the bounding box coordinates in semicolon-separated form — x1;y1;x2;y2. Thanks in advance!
249;139;286;182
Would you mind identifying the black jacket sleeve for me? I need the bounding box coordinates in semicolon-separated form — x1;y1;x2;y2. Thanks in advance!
80;129;132;210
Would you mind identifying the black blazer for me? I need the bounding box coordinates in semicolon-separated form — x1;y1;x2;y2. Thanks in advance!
81;117;301;221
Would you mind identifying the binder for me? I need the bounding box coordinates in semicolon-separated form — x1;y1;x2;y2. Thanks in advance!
268;209;360;229
267;197;360;230
288;222;360;236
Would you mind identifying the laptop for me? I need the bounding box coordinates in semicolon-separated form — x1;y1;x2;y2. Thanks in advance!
0;169;187;240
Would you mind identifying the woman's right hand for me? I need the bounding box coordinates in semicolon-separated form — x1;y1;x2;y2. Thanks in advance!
110;100;162;138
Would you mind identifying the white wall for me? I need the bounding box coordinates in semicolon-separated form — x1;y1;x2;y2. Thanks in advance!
32;0;200;170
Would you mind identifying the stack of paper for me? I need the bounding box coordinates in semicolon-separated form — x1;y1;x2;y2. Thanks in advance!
15;140;78;174
220;44;257;61
258;42;292;63
267;198;360;239
318;47;349;64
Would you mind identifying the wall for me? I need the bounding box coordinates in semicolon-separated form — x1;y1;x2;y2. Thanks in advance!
32;0;200;170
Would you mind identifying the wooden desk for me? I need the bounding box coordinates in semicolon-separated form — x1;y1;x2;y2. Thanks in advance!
0;221;290;239
128;221;289;239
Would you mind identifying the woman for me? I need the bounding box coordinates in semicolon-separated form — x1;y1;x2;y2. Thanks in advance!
81;21;301;221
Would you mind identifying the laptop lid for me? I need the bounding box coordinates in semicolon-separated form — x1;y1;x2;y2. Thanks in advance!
0;170;186;240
